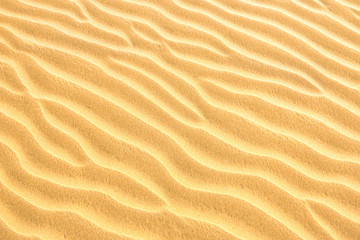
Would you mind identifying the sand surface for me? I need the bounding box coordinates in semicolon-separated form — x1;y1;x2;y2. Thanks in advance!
0;0;360;239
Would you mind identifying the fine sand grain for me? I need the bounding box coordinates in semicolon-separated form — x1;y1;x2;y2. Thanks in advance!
0;0;360;239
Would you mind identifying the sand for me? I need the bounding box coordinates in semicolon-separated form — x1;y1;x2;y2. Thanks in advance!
0;0;360;239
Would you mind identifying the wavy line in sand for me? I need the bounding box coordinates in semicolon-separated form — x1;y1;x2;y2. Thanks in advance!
0;0;360;239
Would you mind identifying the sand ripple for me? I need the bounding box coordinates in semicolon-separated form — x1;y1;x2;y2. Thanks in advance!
0;0;359;239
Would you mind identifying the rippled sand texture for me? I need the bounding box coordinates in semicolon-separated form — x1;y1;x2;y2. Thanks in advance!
1;0;360;239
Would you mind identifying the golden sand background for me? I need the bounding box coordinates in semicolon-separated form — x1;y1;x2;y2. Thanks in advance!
0;0;360;239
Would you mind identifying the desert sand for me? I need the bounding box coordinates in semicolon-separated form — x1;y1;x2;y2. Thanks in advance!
0;0;360;239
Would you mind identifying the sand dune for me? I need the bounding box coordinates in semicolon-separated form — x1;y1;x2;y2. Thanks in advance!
0;0;359;239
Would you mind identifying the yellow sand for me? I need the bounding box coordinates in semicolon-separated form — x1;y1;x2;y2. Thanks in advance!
0;0;360;239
